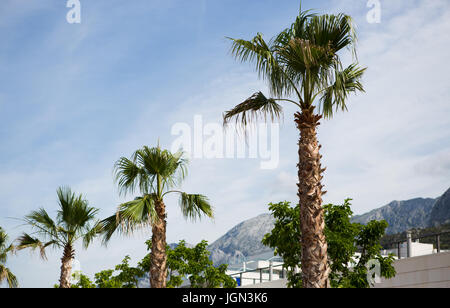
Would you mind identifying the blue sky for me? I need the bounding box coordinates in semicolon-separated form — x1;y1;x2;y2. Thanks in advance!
1;0;449;287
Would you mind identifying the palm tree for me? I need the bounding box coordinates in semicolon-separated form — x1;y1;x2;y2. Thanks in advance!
101;145;213;288
0;227;18;288
223;7;366;288
16;187;102;288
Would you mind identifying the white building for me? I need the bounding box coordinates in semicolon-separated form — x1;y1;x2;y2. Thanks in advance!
229;242;449;288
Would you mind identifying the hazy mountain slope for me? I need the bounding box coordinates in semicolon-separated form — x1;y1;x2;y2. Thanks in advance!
429;187;450;227
351;198;436;234
207;213;275;265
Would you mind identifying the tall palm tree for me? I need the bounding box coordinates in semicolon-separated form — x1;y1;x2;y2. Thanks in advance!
16;187;102;288
101;146;213;288
0;227;18;288
223;8;366;288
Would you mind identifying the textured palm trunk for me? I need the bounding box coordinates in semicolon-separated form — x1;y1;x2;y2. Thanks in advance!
150;200;167;288
59;244;74;288
295;107;330;288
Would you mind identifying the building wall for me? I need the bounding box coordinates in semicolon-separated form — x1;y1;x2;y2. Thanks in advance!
238;279;287;288
374;251;450;288
381;242;436;259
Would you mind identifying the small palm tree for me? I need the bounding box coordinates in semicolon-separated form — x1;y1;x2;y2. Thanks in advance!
223;7;366;288
0;227;18;288
16;187;102;288
101;145;213;288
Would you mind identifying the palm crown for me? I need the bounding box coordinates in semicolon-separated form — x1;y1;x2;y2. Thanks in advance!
17;187;102;258
0;227;18;288
101;146;213;243
224;9;366;125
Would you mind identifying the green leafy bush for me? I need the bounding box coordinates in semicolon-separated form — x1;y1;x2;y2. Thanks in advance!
262;199;396;288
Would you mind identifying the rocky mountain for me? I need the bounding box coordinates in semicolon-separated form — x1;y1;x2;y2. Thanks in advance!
205;187;450;265
429;188;450;227
207;213;275;266
351;198;436;234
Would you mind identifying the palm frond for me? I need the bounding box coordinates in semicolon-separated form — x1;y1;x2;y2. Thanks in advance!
100;195;158;245
0;227;8;249
223;91;282;128
0;265;18;288
0;227;14;264
179;193;214;222
24;208;58;236
228;34;299;99
55;186;100;243
82;220;103;249
319;63;366;118
16;233;57;260
114;157;146;196
305;13;357;54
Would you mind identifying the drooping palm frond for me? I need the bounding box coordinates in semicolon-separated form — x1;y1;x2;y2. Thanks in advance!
100;195;158;244
82;220;104;249
24;208;58;238
223;92;283;128
16;233;57;260
0;264;18;288
179;193;214;222
114;157;147;196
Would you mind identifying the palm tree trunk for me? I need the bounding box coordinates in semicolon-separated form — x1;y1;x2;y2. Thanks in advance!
150;200;167;288
59;244;74;288
295;107;330;288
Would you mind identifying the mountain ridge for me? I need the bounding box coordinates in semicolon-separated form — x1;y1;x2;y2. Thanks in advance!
203;187;450;265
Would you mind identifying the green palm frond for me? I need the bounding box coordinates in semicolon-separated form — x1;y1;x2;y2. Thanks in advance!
179;193;214;222
114;157;146;196
0;243;14;264
305;13;357;54
56;187;99;233
0;227;8;248
223;91;283;128
16;233;57;260
0;228;18;288
101;195;158;244
319;63;366;118
24;208;58;237
0;264;18;288
228;34;300;99
82;220;104;249
0;228;9;264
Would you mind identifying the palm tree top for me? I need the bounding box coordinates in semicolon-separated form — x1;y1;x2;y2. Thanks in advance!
101;146;213;244
114;145;188;199
17;187;102;258
224;7;366;126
